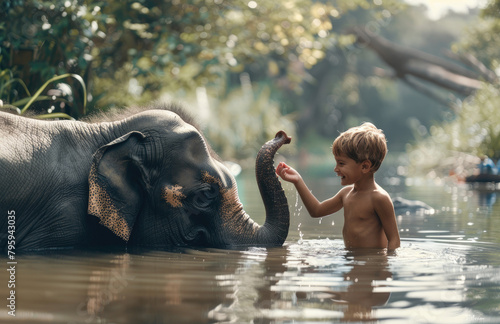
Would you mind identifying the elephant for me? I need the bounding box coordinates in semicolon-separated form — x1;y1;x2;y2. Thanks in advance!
0;104;291;251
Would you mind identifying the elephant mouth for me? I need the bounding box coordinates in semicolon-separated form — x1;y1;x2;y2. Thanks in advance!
185;226;210;245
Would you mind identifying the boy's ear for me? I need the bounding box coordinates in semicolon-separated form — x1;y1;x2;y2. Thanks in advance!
361;160;372;173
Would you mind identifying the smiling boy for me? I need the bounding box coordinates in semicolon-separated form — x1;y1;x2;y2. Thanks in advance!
276;122;400;250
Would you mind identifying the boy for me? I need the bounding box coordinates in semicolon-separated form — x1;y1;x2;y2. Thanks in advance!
276;122;400;250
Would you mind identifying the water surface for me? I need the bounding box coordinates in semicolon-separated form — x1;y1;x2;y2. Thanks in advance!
1;171;499;323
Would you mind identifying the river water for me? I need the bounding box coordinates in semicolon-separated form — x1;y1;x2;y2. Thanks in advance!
1;170;500;323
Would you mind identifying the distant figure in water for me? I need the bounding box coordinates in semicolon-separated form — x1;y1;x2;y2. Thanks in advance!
276;123;400;250
478;156;498;175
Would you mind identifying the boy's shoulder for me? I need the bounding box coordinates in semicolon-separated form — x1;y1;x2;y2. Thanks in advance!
371;185;393;204
373;183;388;194
339;185;354;195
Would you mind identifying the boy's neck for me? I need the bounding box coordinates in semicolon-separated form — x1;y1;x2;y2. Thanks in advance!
353;172;376;191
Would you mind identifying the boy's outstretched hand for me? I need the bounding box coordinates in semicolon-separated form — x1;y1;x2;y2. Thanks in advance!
276;162;302;184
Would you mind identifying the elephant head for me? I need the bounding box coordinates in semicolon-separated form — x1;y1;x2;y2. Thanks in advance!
87;111;291;248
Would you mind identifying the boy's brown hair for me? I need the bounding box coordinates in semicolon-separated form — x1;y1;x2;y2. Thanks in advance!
332;122;387;172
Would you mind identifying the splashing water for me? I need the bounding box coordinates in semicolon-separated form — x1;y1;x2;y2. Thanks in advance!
297;222;304;244
293;189;302;218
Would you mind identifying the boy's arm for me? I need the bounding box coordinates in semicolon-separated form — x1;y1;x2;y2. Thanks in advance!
373;192;401;250
276;162;344;218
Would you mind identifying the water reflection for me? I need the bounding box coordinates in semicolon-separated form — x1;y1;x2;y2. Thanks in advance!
80;254;131;320
1;249;244;324
284;247;393;322
1;239;499;323
322;250;392;322
477;190;497;211
208;239;500;323
208;242;393;323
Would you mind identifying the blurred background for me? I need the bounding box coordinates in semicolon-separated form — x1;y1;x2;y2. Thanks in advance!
1;0;499;180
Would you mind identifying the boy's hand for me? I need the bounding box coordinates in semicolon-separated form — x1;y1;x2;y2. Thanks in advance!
276;162;302;184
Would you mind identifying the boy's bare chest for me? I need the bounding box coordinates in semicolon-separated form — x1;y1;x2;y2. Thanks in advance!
343;191;375;220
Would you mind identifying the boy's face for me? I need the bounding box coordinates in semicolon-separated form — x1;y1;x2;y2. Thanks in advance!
333;153;364;186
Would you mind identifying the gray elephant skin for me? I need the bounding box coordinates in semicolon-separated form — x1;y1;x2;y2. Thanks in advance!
0;105;291;251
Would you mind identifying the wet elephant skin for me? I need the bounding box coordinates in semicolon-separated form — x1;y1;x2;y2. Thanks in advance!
0;105;291;251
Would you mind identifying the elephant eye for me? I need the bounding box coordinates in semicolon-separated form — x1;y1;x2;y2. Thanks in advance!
191;183;219;209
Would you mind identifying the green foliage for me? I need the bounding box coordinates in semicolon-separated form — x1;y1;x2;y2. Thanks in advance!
0;68;29;110
454;16;500;72
1;0;377;106
0;0;96;84
87;0;389;107
406;1;500;177
293;2;469;148
203;85;296;162
0;69;84;119
452;0;500;81
20;73;86;115
8;0;479;164
0;1;96;116
0;0;399;122
0;0;401;158
407;84;500;176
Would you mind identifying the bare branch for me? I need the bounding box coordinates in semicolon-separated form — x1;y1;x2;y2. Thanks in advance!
349;27;490;100
401;76;461;112
405;59;482;95
444;50;498;83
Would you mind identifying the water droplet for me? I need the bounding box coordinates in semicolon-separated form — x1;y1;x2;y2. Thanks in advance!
297;223;303;244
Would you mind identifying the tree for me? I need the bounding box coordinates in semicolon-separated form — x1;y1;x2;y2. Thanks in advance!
1;0;384;112
347;27;496;110
406;0;500;177
456;0;500;70
285;3;477;150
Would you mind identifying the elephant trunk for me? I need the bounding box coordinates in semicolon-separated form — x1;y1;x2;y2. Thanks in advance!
251;131;292;245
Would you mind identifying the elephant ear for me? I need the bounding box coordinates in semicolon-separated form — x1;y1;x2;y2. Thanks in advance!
88;131;146;241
